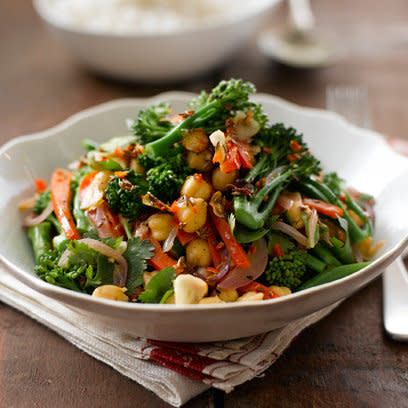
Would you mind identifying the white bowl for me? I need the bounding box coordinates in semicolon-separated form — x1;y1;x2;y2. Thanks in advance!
33;0;280;82
1;93;407;342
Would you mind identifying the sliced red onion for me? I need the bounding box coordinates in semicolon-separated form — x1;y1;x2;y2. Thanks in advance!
272;221;308;247
308;208;318;249
215;247;231;282
163;226;178;253
265;166;287;183
79;238;128;287
218;238;268;290
23;202;54;227
18;195;38;210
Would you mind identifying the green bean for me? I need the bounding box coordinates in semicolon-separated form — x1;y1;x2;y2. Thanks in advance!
305;254;327;274
311;244;342;267
296;262;371;291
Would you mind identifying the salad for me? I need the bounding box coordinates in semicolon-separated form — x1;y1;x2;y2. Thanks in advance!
21;79;383;305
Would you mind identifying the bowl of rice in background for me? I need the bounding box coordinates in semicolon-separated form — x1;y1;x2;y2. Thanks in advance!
33;0;280;82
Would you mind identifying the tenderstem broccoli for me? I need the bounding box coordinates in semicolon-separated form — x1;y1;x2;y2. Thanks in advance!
144;79;257;157
234;153;321;230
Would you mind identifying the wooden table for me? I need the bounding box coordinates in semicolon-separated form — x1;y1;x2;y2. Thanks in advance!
1;0;407;407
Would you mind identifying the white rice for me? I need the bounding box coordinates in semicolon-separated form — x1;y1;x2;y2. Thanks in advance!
38;0;241;34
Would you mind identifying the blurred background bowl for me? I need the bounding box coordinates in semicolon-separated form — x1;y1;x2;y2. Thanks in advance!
33;0;281;83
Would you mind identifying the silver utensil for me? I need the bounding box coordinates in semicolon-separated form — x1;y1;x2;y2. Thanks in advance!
326;85;408;341
258;0;338;68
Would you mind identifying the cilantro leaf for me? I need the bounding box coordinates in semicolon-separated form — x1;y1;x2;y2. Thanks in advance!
123;237;154;296
138;267;176;304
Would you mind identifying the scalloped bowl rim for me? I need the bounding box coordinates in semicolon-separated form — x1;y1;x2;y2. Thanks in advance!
1;92;407;314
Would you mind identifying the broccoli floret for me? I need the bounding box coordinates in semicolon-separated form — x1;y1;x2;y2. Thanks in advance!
34;189;51;214
137;152;162;172
138;147;192;203
35;249;85;292
146;165;185;203
130;102;175;146
146;154;192;203
264;248;307;290
105;170;148;220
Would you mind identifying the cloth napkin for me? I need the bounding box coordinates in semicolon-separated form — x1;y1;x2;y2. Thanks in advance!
0;263;339;407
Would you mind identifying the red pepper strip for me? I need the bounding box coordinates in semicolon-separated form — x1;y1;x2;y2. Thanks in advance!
87;203;125;239
220;143;241;174
235;141;253;169
114;146;125;157
289;140;302;153
35;179;47;193
210;211;251;269
50;168;81;240
303;198;344;219
238;281;280;300
176;229;196;246
272;243;284;258
114;170;128;178
79;171;124;239
148;237;177;270
204;220;222;267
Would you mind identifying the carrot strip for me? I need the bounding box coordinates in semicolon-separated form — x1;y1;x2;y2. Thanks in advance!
51;168;81;240
210;212;251;269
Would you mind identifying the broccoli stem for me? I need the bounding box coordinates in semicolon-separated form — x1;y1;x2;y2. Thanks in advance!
296;261;371;291
123;220;132;240
28;222;52;263
145;100;220;157
234;171;292;230
47;213;63;234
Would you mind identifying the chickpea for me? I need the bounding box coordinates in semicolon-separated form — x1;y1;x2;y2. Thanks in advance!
269;286;291;297
186;150;214;172
218;288;239;302
147;213;174;241
92;285;129;302
186;239;212;267
176;197;207;233
236;291;264;302
181;175;212;200
211;167;238;191
182;129;209;152
199;296;224;304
